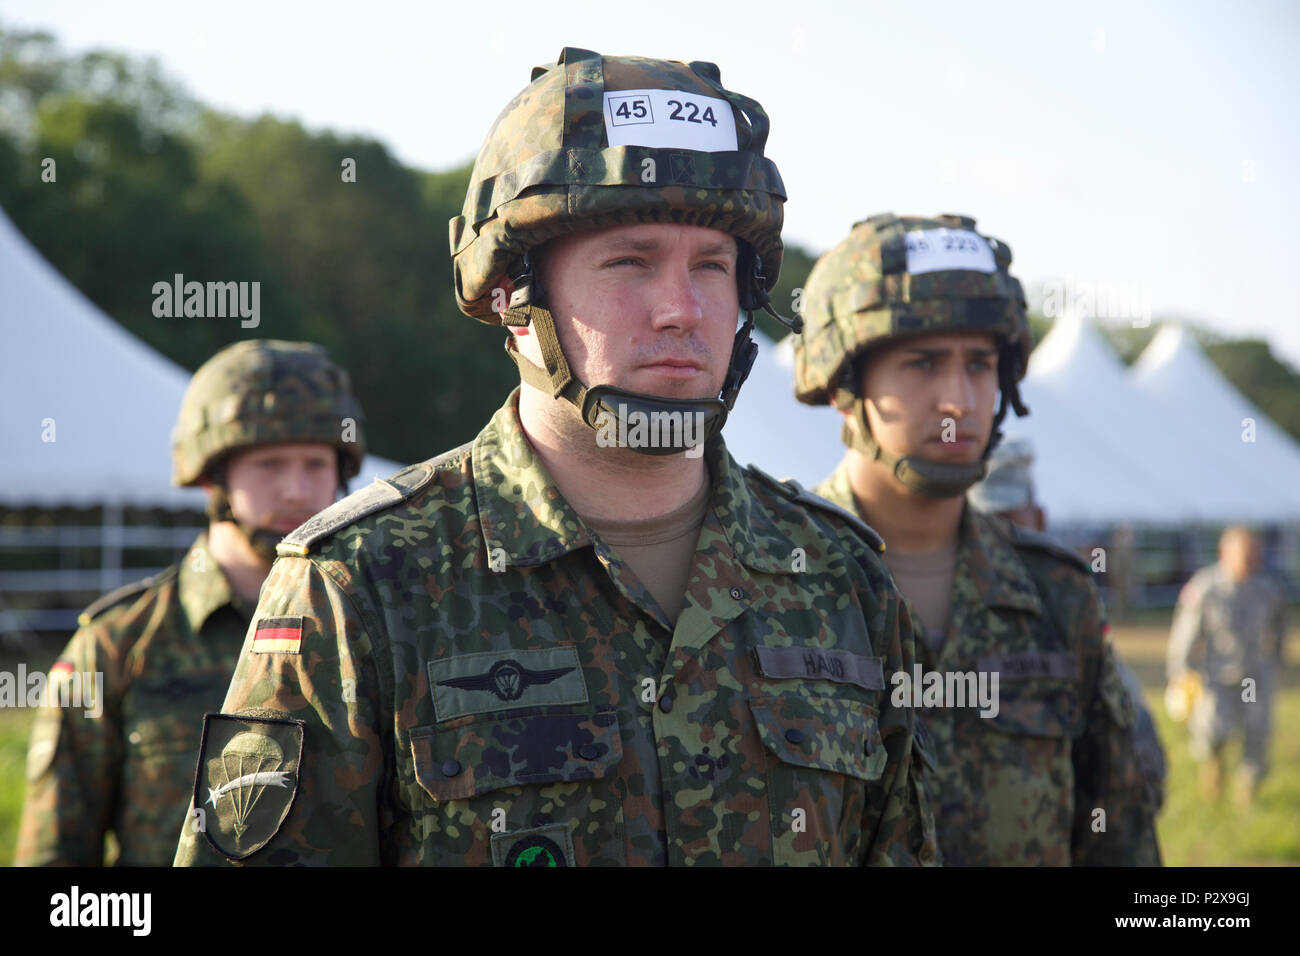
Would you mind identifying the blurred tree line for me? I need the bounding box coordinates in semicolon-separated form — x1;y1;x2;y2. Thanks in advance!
0;26;502;462
3;25;1298;463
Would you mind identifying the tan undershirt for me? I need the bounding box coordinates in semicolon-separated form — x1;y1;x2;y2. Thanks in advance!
583;478;711;626
883;543;958;652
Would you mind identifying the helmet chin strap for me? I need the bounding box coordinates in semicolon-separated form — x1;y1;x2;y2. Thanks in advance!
500;249;799;456
839;344;1027;499
841;397;990;498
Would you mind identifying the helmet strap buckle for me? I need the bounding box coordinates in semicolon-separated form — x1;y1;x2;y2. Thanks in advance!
501;253;541;328
720;313;758;412
737;243;802;335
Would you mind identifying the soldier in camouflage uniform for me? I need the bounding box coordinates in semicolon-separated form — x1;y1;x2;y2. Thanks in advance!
174;48;935;867
794;213;1161;865
970;435;1167;814
967;436;1043;532
15;340;366;865
1167;526;1287;806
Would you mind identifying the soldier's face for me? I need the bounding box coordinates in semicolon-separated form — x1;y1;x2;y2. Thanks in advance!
535;223;740;401
222;443;340;534
854;332;1000;465
1221;532;1262;580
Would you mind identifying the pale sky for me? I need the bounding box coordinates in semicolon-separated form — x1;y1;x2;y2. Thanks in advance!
4;0;1298;365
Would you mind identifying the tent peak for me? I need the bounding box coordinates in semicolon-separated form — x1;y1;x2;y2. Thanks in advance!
1026;315;1127;389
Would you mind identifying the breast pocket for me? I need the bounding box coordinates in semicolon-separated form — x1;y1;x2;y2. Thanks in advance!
979;682;1080;862
750;694;886;866
407;709;626;866
119;718;205;862
123;719;202;788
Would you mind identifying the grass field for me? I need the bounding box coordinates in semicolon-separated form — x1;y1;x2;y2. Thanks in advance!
1;619;1296;866
0;705;30;866
1114;623;1300;866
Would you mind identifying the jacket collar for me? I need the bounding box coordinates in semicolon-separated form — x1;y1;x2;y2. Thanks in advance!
178;531;244;632
473;389;790;574
817;457;1041;616
957;507;1043;616
817;457;857;512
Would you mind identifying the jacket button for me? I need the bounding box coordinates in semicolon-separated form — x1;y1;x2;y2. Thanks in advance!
440;759;462;777
863;738;874;757
578;743;599;760
729;587;746;601
785;728;804;745
659;695;674;714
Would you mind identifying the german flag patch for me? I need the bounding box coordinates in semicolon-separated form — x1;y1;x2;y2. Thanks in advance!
252;617;304;654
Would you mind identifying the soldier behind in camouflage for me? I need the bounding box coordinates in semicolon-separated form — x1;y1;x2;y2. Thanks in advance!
967;436;1044;533
1167;526;1287;807
970;435;1167;815
794;213;1161;865
175;47;935;867
16;340;366;865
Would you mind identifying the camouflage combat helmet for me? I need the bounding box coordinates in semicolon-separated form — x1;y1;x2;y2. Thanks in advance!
449;46;798;454
794;213;1032;496
172;339;367;487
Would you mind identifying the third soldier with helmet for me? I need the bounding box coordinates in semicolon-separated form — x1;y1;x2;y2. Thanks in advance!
16;340;365;865
793;213;1161;865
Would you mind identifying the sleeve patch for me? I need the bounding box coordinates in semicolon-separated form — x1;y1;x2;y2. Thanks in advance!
195;713;304;861
252;616;304;654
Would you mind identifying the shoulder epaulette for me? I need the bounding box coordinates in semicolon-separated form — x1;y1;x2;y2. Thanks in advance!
1007;522;1090;574
277;444;469;557
78;567;175;627
746;466;886;554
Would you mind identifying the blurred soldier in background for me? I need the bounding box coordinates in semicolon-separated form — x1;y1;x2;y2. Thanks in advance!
795;213;1161;864
1167;526;1287;807
15;340;365;865
175;48;933;867
970;435;1167;814
967;436;1044;531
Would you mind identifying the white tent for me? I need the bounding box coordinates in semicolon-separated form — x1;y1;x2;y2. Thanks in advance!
1006;316;1300;525
1004;382;1186;526
0;206;402;509
1130;324;1300;508
1005;316;1196;525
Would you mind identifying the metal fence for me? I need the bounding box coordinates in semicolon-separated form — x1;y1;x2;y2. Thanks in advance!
1050;521;1300;618
0;509;204;642
3;510;1297;645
